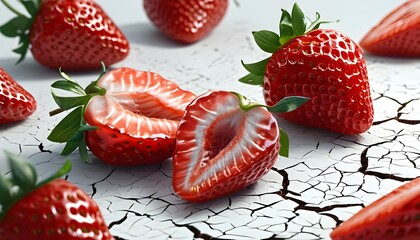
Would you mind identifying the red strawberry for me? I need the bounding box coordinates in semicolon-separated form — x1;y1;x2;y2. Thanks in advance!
0;0;129;70
0;152;114;240
143;0;228;43
240;3;374;135
48;66;196;165
359;0;420;57
330;177;420;240
0;67;37;124
172;90;308;202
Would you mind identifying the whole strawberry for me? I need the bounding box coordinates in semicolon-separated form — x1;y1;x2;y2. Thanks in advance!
0;67;37;124
173;91;308;202
240;3;374;135
0;0;129;70
331;177;420;240
0;152;114;240
143;0;228;43
359;0;420;57
48;65;196;165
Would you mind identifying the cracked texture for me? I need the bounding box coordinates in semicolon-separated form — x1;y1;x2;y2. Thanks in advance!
0;0;418;239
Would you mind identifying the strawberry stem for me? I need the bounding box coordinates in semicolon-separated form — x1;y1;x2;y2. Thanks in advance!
49;108;66;117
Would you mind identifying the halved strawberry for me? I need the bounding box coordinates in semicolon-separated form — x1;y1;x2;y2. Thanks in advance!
330;177;420;240
172;91;308;202
359;0;420;57
48;66;196;165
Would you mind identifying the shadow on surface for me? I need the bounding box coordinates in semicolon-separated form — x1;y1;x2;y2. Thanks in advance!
120;22;193;49
0;57;58;81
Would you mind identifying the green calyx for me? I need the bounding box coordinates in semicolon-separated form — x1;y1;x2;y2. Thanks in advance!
239;2;338;85
0;0;42;63
48;64;108;164
0;151;71;220
232;92;309;157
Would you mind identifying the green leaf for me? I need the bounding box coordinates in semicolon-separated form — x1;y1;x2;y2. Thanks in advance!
61;141;80;156
279;128;289;157
51;80;85;95
241;58;270;76
20;0;38;17
0;16;31;37
78;137;92;164
291;3;306;36
239;73;264;86
12;35;29;64
51;92;92;110
279;9;294;45
48;106;83;142
7;152;37;192
252;30;281;53
59;69;72;81
267;96;310;113
0;173;11;204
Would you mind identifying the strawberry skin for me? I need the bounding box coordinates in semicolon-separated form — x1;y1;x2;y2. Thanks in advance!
29;0;129;70
0;178;114;240
143;0;228;43
264;29;374;134
330;177;420;240
173;91;280;202
359;0;420;57
0;67;37;124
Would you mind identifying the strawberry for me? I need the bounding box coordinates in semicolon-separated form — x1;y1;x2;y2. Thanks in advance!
0;67;37;124
240;3;374;135
0;151;114;239
0;0;129;70
143;0;228;43
48;65;196;165
330;177;420;240
359;0;420;57
172;90;308;202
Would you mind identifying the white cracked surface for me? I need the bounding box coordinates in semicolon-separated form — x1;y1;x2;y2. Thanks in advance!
0;0;418;239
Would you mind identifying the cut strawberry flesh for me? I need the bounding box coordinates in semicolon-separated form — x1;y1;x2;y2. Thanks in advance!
173;91;280;202
85;95;179;138
97;68;195;120
87;67;197;137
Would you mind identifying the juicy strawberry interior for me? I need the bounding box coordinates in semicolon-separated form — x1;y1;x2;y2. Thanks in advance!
201;110;244;165
107;92;184;121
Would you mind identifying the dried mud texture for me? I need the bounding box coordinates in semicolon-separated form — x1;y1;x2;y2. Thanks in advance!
1;21;419;240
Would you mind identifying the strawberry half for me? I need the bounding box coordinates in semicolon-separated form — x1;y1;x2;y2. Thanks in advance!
48;66;196;165
143;0;228;43
0;152;114;239
330;177;420;240
240;3;374;135
0;0;129;70
359;0;420;57
172;91;308;202
0;67;37;124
